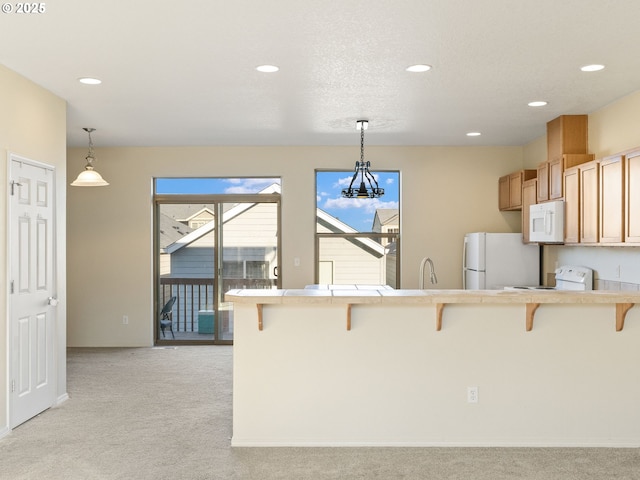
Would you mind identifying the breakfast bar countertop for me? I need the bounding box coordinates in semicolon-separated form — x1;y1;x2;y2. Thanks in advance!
225;286;640;305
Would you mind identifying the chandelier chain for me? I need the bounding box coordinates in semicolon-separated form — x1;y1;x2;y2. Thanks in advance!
360;126;364;164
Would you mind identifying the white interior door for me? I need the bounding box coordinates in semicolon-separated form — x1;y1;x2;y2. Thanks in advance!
9;156;56;428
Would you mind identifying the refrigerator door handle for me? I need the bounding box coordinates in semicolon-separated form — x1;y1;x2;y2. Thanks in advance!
462;238;467;289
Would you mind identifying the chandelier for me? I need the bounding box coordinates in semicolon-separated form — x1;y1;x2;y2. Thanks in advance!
341;120;384;199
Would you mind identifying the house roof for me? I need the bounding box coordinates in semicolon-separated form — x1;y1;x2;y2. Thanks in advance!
160;204;216;222
2;2;639;148
374;209;399;226
158;214;193;251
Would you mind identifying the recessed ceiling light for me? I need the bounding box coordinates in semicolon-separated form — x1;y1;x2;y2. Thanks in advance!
466;132;481;137
580;64;605;72
78;77;102;85
406;64;432;73
528;101;548;107
256;65;279;73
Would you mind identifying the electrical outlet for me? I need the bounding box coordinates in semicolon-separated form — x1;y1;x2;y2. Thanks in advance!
294;257;301;267
123;315;129;325
467;386;478;403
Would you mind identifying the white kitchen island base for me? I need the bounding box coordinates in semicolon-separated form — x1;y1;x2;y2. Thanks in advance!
228;289;640;447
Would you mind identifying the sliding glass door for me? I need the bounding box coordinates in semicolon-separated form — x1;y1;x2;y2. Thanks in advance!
154;179;280;345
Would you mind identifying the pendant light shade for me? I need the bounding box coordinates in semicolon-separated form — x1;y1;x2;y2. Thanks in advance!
71;128;109;187
341;120;384;199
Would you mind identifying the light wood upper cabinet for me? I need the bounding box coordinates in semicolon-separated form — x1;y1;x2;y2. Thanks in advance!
599;154;624;243
538;115;592;202
498;169;536;211
498;175;510;210
538;154;595;202
563;166;580;243
548;157;564;199
625;149;640;243
547;115;588;162
536;162;549;202
522;178;537;244
561;145;639;247
579;160;599;243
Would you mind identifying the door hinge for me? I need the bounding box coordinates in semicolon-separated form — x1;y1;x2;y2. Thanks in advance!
11;380;15;393
10;280;14;294
10;180;22;196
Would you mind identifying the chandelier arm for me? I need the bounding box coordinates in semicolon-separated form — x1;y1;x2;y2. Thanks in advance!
364;168;381;189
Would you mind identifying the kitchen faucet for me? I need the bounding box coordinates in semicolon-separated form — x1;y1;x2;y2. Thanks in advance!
419;257;438;289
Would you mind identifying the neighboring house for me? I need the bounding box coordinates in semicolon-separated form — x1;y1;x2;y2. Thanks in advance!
158;213;194;275
372;208;399;245
316;209;387;285
161;204;216;229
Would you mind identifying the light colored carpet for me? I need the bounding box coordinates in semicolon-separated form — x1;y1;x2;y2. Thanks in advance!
1;346;639;479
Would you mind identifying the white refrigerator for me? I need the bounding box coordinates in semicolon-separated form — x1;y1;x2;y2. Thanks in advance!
463;232;540;289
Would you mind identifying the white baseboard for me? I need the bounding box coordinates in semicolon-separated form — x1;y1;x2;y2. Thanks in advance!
0;426;10;440
56;393;69;405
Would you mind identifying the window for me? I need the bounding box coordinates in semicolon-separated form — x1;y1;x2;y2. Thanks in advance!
315;170;400;287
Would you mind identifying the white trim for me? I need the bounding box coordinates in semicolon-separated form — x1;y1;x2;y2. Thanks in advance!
0;426;9;440
56;393;70;405
231;439;640;448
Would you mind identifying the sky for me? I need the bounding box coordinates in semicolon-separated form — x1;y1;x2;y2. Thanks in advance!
156;172;399;232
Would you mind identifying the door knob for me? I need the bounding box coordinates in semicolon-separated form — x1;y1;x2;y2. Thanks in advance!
47;296;59;306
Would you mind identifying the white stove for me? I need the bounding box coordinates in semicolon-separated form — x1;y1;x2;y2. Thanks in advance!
504;265;593;291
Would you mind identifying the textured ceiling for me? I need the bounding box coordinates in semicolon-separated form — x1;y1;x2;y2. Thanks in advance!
2;0;640;148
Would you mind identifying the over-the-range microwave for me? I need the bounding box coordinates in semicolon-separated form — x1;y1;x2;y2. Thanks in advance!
529;200;564;243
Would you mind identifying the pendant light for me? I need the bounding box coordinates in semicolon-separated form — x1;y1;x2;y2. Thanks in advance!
71;128;109;187
341;120;384;199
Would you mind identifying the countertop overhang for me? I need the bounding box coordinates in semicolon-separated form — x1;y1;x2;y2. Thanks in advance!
225;287;640;332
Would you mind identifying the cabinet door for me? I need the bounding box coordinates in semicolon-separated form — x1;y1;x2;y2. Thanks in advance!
522;179;537;243
549;157;564;199
626;150;640;243
547;115;588;162
536;162;549;202
580;161;599;243
509;172;523;208
498;175;510;210
599;155;624;243
563;167;579;243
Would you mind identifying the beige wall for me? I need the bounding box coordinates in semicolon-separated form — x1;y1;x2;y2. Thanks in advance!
589;89;640;157
67;145;524;347
0;64;67;433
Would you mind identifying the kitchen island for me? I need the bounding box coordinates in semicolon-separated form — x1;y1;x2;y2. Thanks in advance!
226;287;640;447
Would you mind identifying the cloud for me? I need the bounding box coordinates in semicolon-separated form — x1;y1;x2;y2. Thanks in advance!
224;178;280;193
333;176;356;188
333;173;384;189
386;178;395;185
323;196;398;214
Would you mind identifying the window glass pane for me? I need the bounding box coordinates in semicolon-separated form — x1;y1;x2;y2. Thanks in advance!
315;170;399;287
156;177;280;195
223;261;243;279
246;261;268;279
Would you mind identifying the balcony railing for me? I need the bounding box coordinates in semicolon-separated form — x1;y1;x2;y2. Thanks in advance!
159;277;275;334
